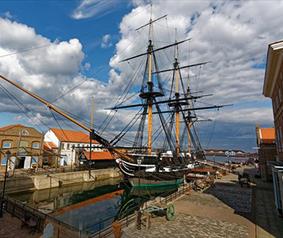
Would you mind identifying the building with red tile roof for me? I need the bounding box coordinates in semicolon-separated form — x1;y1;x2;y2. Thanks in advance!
43;141;58;150
44;128;106;167
49;128;97;143
83;151;115;161
256;126;277;181
257;128;276;144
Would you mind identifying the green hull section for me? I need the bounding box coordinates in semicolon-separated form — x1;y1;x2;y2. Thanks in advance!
129;178;184;188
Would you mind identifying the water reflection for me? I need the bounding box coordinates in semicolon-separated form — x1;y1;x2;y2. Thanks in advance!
116;185;178;220
11;179;178;234
10;178;122;214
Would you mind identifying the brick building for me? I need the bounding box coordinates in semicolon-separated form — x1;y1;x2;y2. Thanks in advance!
0;124;43;170
263;40;283;214
256;126;277;181
263;40;283;162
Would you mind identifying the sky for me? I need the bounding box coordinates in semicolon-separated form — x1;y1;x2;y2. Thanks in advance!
0;0;282;152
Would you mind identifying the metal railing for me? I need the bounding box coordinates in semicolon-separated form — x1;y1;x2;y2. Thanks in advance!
3;196;85;237
90;213;136;238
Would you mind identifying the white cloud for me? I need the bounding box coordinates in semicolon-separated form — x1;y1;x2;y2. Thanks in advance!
1;1;282;149
109;0;283;125
203;106;274;124
101;34;112;48
0;18;112;132
72;0;119;19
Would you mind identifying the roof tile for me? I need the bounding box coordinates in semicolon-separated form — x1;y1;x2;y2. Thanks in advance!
259;128;275;144
83;151;115;160
51;128;98;143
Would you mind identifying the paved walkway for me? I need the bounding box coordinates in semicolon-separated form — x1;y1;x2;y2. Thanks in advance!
0;213;39;238
253;176;283;238
123;169;283;238
1;167;283;238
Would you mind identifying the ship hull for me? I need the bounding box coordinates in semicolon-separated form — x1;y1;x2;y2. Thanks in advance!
116;158;189;188
129;177;184;188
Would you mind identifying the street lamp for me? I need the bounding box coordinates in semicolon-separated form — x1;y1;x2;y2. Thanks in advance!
0;150;11;218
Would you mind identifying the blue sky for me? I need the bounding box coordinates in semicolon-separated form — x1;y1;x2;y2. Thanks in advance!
0;0;282;152
0;0;130;81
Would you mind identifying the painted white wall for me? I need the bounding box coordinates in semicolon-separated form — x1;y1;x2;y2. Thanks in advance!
44;130;60;147
24;156;31;169
44;129;103;166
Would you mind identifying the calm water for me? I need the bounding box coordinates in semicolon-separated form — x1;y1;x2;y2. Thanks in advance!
10;178;177;234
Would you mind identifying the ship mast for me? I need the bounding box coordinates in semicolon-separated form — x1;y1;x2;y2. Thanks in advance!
147;16;153;154
186;85;192;156
174;43;181;156
118;14;212;156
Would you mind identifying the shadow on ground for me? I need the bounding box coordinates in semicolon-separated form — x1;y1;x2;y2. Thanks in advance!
204;167;283;238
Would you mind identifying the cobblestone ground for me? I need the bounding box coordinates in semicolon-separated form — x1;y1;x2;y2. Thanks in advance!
254;177;283;238
123;172;252;238
123;213;248;238
207;185;252;213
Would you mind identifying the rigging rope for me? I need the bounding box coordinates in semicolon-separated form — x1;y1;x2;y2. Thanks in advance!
99;59;145;134
110;107;143;145
0;82;49;132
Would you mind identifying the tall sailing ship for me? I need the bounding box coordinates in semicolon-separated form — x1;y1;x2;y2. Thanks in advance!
108;15;225;187
0;14;226;189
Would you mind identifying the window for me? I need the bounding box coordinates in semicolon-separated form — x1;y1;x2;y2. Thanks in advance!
2;141;12;148
18;141;28;154
32;141;40;149
67;143;70;150
19;141;28;148
1;155;7;165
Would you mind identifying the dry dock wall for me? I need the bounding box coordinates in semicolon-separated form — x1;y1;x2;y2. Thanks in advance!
32;168;121;190
1;168;121;193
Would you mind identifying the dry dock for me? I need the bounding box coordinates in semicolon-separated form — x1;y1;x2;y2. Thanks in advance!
123;167;283;238
1;166;283;238
0;168;121;193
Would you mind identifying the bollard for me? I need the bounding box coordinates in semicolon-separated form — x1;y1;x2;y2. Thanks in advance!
136;210;142;230
112;221;122;238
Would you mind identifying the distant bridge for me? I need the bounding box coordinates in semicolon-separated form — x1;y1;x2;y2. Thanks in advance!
204;149;256;158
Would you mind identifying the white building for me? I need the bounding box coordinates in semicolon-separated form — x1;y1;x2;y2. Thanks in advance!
44;128;102;166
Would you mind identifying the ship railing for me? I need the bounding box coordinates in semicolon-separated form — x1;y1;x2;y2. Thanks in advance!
158;183;192;204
